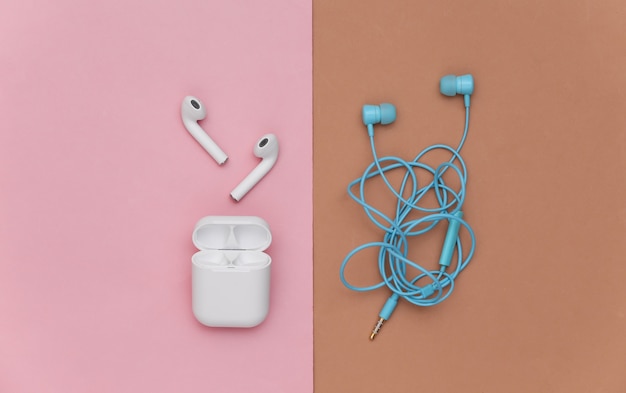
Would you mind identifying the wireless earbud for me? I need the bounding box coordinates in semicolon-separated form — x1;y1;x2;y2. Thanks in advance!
181;96;228;165
362;103;396;136
439;74;474;107
230;133;279;201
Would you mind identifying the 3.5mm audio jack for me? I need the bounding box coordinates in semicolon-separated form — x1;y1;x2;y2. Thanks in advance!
369;317;386;340
369;294;399;341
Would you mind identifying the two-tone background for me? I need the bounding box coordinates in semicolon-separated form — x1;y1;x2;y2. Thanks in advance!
1;0;625;392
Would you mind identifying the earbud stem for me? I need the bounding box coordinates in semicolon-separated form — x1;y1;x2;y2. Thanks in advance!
464;95;471;108
184;120;228;165
230;159;277;201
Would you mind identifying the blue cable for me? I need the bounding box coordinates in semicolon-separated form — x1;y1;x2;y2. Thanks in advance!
340;107;476;340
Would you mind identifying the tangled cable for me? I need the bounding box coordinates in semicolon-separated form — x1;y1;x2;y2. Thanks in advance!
340;106;476;338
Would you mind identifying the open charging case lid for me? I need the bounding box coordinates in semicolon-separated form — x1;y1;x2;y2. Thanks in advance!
192;216;272;271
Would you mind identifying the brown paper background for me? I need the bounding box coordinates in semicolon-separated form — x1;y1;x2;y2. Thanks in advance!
313;1;626;392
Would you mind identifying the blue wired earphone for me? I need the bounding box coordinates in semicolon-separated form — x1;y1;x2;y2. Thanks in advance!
340;74;477;340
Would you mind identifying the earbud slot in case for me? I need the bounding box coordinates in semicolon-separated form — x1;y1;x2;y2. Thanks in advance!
191;216;272;328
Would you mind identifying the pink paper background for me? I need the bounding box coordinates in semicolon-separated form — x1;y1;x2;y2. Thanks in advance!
0;1;312;392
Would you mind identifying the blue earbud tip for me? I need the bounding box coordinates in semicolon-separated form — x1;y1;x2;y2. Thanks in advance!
379;103;396;125
440;75;457;96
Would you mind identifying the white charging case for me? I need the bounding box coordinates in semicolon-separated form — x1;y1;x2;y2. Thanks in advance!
191;216;272;328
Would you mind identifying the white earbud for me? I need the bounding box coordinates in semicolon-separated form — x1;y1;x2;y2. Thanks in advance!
230;133;279;201
181;96;228;165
